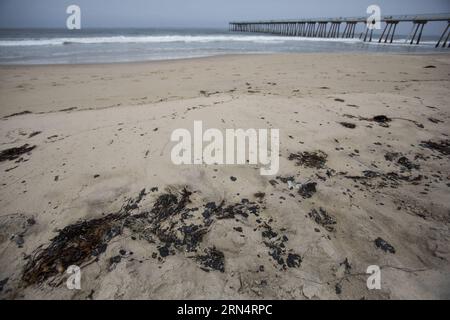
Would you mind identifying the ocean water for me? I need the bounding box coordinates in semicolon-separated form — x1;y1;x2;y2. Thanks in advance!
0;28;447;65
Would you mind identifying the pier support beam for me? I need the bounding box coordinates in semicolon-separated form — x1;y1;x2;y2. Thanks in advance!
378;21;399;43
436;21;450;47
305;22;317;37
327;22;341;38
342;22;356;38
363;26;374;42
408;21;427;45
316;22;327;37
350;22;356;38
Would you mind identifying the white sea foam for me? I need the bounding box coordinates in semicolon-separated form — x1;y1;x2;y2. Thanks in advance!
0;34;368;47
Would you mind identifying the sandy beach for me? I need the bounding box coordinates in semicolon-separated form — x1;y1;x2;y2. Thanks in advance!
0;53;449;299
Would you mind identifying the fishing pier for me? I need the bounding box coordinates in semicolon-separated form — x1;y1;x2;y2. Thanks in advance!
229;13;450;47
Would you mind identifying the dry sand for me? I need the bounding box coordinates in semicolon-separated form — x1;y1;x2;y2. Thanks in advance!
0;53;449;299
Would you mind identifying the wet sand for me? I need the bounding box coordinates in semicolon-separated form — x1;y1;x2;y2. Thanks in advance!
0;53;449;299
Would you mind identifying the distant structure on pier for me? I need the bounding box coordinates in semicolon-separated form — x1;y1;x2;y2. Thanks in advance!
229;13;450;47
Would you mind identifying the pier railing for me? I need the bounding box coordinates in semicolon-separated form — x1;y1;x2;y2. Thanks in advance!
229;13;450;47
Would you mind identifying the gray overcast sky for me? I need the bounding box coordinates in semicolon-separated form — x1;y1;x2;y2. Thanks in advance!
0;0;449;32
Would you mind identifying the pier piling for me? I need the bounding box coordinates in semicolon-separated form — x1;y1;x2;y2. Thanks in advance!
436;21;450;47
378;21;399;43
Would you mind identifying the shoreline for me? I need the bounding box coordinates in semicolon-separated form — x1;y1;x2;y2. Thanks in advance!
0;50;448;68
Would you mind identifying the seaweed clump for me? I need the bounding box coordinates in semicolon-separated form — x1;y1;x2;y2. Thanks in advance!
21;186;264;285
22;212;123;285
288;151;328;169
374;237;396;254
0;144;36;162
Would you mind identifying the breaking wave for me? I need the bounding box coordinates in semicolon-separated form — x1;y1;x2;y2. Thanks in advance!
0;34;366;47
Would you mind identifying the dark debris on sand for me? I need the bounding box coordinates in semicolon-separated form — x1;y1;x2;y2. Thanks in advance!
286;253;302;268
335;283;342;295
276;176;295;184
288;151;328;169
28;131;42;138
385;152;420;170
89;188;258;273
428;117;443;124
358;115;392;127
308;208;337;232
420;140;450;156
22;188;153;286
3;110;32;119
22;184;266;285
22;212;123;285
344;170;423;189
374;237;396;254
0;144;36;162
216;199;259;220
384;152;400;162
125;188;208;254
372;115;391;124
20;183;306;286
339;122;356;129
397;156;420;170
261;224;301;270
0;278;8;292
298;182;317;198
254;192;265;200
196;247;225;272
